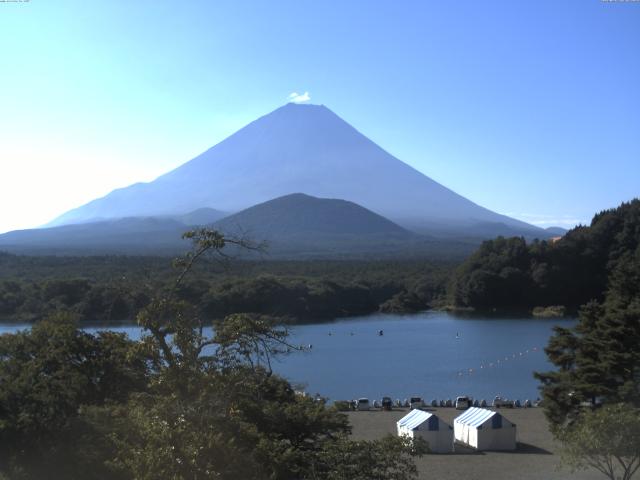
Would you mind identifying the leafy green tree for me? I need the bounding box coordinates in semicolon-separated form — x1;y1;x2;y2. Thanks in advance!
111;229;424;480
559;404;640;480
0;312;149;479
0;229;425;479
309;435;427;480
450;236;534;309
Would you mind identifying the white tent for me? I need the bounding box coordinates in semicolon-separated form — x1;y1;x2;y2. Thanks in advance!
397;409;454;453
453;407;517;451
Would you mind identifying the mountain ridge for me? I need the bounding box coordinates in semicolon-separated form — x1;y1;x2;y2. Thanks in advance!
213;192;411;239
47;103;546;239
0;194;478;259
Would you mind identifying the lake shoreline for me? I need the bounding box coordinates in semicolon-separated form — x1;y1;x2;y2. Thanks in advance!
0;306;572;326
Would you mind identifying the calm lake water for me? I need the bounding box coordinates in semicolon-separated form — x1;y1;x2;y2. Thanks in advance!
0;311;574;403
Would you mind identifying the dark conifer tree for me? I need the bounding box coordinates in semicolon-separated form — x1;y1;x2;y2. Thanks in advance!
535;246;640;428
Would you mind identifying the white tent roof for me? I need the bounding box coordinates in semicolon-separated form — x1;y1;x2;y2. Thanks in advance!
397;409;434;430
454;407;498;428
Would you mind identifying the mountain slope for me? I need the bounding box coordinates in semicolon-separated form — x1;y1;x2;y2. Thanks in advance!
48;103;545;238
213;193;410;240
170;207;226;226
0;194;477;259
0;208;226;255
210;193;472;258
0;217;189;254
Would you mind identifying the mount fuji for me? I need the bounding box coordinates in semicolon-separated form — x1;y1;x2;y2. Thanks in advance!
47;103;543;238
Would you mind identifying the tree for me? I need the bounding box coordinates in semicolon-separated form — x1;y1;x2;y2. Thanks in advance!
310;435;427;480
450;236;534;309
559;404;640;480
535;245;640;428
111;229;425;480
0;312;148;479
0;229;425;479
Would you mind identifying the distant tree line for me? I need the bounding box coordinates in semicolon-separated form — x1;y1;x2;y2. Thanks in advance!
3;200;640;321
0;254;453;323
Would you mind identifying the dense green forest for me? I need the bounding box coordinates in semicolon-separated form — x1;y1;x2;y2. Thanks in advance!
0;231;425;479
0;253;453;323
450;199;640;311
3;200;640;323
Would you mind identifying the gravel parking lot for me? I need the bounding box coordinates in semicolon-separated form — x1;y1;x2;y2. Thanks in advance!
347;407;603;480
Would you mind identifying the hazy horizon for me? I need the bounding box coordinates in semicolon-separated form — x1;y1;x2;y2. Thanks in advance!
1;1;638;234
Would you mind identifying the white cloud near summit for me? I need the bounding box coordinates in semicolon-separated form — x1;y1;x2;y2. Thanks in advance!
287;91;311;103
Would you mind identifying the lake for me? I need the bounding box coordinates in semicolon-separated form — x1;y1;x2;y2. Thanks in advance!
0;311;574;403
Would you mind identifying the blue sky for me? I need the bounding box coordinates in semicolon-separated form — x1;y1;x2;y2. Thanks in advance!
1;0;638;233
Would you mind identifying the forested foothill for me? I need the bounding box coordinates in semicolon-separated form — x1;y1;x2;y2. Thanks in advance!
450;199;640;313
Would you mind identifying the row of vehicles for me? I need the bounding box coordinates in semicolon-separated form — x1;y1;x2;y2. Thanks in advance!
352;396;472;411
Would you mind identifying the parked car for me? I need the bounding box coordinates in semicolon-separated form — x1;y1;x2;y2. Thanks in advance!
381;397;393;411
455;396;471;410
409;397;424;409
493;396;514;408
356;398;370;411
